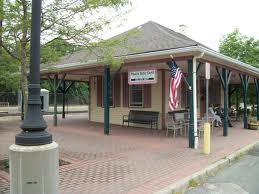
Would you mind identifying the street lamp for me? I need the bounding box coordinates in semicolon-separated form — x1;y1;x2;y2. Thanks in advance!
9;0;59;193
16;0;52;146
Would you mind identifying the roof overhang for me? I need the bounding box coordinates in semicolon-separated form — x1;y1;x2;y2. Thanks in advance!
40;46;259;79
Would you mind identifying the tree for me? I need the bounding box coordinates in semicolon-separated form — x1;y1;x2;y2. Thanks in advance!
219;29;259;112
41;39;82;64
0;0;19;93
219;29;259;67
0;51;19;92
0;0;131;115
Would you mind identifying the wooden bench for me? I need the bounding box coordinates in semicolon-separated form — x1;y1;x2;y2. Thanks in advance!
122;110;159;129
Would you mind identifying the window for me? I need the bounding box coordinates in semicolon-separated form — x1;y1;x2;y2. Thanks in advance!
129;85;143;107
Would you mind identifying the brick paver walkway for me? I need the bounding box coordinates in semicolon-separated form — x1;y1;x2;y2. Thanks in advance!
0;113;259;194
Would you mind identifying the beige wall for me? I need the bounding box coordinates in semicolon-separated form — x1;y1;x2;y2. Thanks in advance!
90;71;163;129
89;69;222;129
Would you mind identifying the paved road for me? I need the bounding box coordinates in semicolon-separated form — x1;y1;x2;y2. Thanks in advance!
186;145;259;194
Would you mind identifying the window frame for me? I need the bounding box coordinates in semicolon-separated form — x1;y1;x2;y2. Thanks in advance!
129;85;144;108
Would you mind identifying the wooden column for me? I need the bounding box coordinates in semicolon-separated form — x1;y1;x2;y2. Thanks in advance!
60;81;74;119
53;74;58;126
216;67;231;136
62;81;66;119
103;66;110;135
48;73;66;126
88;79;91;121
161;70;166;130
240;74;249;129
187;58;195;148
229;85;237;109
255;79;259;121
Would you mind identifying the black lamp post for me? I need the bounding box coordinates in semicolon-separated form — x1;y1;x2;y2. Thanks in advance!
15;0;52;146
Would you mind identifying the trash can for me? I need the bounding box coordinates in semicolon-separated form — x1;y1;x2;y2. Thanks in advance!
40;89;49;112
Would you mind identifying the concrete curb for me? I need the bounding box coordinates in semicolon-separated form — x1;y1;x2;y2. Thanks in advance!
154;141;259;194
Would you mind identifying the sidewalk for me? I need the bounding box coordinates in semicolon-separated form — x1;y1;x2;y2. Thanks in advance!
0;114;259;194
0;105;88;116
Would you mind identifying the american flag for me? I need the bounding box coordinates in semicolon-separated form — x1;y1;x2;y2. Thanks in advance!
169;60;183;111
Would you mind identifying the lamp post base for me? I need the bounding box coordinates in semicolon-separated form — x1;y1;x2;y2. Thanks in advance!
9;142;59;194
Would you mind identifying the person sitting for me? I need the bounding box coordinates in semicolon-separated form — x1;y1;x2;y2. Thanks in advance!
208;104;222;127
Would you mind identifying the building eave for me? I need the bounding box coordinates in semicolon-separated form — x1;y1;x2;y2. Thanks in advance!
40;46;259;79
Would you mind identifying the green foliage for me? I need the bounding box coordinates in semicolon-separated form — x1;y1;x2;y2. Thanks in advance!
171;191;182;194
0;50;19;92
3;159;9;169
248;85;256;105
0;159;9;173
0;0;131;96
41;80;51;91
219;29;259;67
188;179;199;188
234;153;245;161
220;30;259;107
68;82;88;104
248;116;257;124
42;0;131;46
41;39;82;64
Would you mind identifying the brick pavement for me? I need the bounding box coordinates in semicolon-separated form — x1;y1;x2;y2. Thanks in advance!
0;114;259;194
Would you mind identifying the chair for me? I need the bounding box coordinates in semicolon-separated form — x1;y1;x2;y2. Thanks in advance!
166;114;184;138
172;111;189;137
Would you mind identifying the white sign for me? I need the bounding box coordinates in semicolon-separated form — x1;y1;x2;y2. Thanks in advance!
205;62;210;80
128;69;157;85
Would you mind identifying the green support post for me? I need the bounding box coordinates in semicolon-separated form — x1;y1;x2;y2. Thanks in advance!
59;81;74;119
62;81;66;119
231;84;232;108
255;79;259;121
223;69;229;136
48;74;66;126
229;86;237;109
187;59;194;148
236;87;239;113
216;67;231;136
53;74;58;126
103;66;110;135
240;74;249;129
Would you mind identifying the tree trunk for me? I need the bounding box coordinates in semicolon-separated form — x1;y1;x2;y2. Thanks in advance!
0;0;3;53
20;0;29;117
20;55;28;116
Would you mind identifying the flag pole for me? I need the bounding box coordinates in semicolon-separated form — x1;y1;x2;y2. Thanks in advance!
169;55;191;90
182;74;192;90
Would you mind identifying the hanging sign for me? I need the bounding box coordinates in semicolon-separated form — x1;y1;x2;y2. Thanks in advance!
128;69;157;85
205;62;210;80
